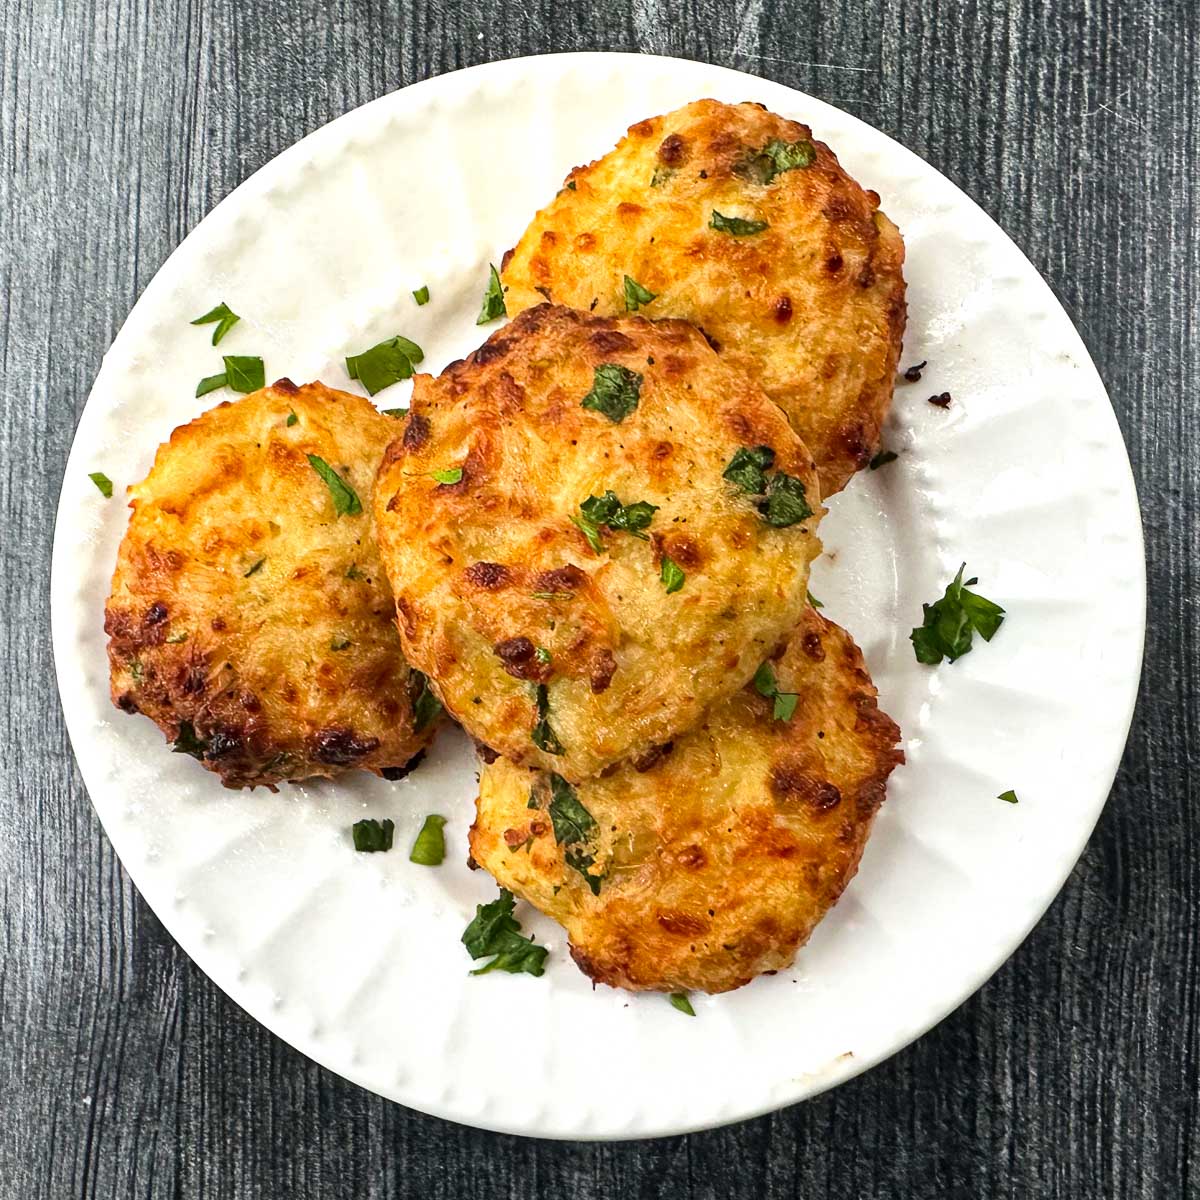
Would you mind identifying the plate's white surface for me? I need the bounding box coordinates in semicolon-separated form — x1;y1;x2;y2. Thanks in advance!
51;52;1145;1140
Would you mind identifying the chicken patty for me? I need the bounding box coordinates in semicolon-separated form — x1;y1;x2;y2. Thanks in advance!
373;304;823;782
105;380;437;788
501;99;906;496
470;608;902;993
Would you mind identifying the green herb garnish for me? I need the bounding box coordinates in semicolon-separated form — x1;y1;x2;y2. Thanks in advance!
669;992;696;1016
477;264;507;324
345;564;366;581
411;671;442;733
195;355;265;397
660;555;685;594
244;558;265;577
89;472;113;498
548;773;601;896
534;646;552;665
190;301;240;346
623;275;657;312
998;790;1019;805
650;165;675;187
172;720;208;759
710;210;769;236
382;407;409;419
410;814;446;865
345;335;424;396
531;683;564;755
573;490;658;552
734;138;815;185
431;467;463;485
412;285;430;306
462;888;549;976
910;565;1005;665
807;590;823;609
195;372;227;398
869;449;898;470
580;362;643;423
352;818;394;852
723;445;775;494
532;591;574;601
759;473;813;527
752;661;799;722
166;631;188;644
307;455;362;517
286;410;298;427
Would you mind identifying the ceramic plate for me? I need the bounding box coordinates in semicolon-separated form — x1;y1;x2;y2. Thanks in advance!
51;52;1145;1139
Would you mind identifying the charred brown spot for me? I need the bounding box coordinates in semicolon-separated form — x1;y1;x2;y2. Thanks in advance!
801;630;826;661
575;232;596;251
773;295;793;324
473;338;513;367
180;665;207;696
395;596;416;639
165;549;184;571
823;194;854;222
697;327;721;353
494;636;550;682
380;749;426;781
651;440;673;461
825;251;844;275
239;691;261;713
675;843;707;870
145;602;168;626
402;412;430;451
658;531;703;570
770;761;842;812
472;739;500;765
465;561;511;590
272;377;299;395
589;648;617;694
534;564;586;592
116;693;139;714
500;247;514;271
313;727;381;766
617;202;644;220
503;827;531;849
590;330;634;354
631;741;674;773
534;285;553;302
630;118;656;138
857;263;876;288
657;132;688;166
204;728;244;760
657;911;709;937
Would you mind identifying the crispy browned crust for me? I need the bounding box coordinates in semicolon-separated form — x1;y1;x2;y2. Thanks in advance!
373;304;824;782
470;608;903;994
501;99;907;496
105;380;435;788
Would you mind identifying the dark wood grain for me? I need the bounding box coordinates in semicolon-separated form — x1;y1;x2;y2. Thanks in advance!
1;1;1195;1196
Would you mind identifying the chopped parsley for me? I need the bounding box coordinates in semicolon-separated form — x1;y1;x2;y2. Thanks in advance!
623;275;658;312
382;407;409;419
307;455;362;517
660;554;685;594
710;210;769;236
760;473;813;527
345;563;366;581
548;773;601;896
723;445;775;494
650;165;675;187
534;646;552;665
573;490;658;552
171;720;208;759
345;335;424;395
807;590;824;609
330;635;352;651
411;671;442;733
910;565;1005;665
286;410;298;426
431;467;463;485
190;301;240;346
88;471;113;498
409;814;446;865
462;888;548;976
244;558;266;577
580;363;643;423
869;449;898;470
412;285;430;306
165;631;188;644
669;992;696;1016
352;818;395;852
753;661;799;722
532;591;574;601
195;355;265;398
531;683;564;755
477;263;507;324
998;790;1019;805
735;137;815;184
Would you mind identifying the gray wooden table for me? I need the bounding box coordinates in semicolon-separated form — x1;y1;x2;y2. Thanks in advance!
2;1;1195;1196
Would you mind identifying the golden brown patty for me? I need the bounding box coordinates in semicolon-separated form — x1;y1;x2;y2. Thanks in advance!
501;98;907;496
470;608;902;994
374;304;824;782
106;380;436;789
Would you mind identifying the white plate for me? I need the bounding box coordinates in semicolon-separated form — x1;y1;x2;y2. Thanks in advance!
51;52;1145;1140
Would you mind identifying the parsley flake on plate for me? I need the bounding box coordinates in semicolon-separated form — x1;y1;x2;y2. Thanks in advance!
412;285;430;306
910;564;1005;665
307;455;362;517
998;790;1019;805
807;590;824;609
286;410;298;426
580;362;643;423
409;814;446;865
623;275;657;312
710;210;769;236
759;472;813;527
477;263;507;324
753;661;799;722
548;773;602;895
171;720;207;759
669;992;696;1016
461;888;548;977
734;137;816;185
352;818;394;852
572;491;658;553
345;335;423;396
531;683;564;755
660;554;685;594
190;301;241;346
431;467;463;485
411;670;442;734
869;449;898;470
723;445;775;494
88;471;113;498
195;355;265;398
